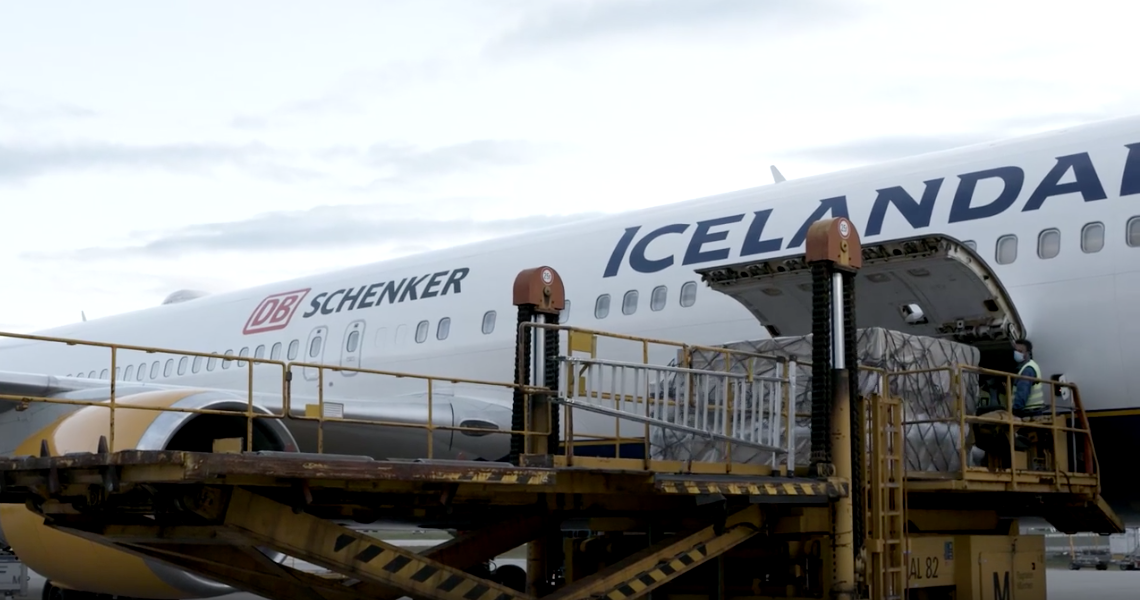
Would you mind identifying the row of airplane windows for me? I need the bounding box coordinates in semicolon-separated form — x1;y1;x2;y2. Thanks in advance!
59;217;1140;382
969;216;1140;265
67;281;703;381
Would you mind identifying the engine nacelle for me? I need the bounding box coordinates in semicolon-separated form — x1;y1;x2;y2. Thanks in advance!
0;388;297;599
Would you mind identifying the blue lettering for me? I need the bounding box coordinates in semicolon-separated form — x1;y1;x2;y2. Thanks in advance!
321;290;343;315
865;179;943;236
303;292;327;318
630;223;689;274
420;271;449;298
356;283;383;309
1023;152;1107;211
1122;143;1140;197
740;209;782;256
338;286;364;312
683;214;744;265
603;226;641;278
788;196;849;249
442;268;469;295
398;274;429;302
947;166;1024;223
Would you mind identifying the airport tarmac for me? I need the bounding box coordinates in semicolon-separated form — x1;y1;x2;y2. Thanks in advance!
11;563;1140;600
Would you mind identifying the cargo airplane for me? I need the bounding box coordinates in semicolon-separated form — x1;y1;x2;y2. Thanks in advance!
4;113;1140;599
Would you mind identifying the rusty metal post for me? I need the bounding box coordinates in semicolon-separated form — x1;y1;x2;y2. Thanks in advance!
805;218;863;600
511;266;566;597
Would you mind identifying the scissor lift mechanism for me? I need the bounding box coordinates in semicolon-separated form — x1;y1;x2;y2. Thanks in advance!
0;220;1122;600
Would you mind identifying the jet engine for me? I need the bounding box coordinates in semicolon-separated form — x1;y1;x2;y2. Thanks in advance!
0;388;298;599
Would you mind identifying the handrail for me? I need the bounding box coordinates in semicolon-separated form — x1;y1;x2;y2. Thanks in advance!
0;328;1105;486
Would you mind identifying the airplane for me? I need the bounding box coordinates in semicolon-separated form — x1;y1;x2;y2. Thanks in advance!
4;112;1140;599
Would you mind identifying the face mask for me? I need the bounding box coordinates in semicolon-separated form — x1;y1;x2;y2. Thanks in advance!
1014;351;1025;363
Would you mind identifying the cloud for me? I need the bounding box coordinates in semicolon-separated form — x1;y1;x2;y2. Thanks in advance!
325;139;558;186
490;0;863;52
774;111;1121;166
777;134;991;164
229;59;455;127
0;89;97;121
0;140;321;185
23;202;605;260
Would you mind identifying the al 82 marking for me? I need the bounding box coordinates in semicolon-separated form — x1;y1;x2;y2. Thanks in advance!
909;555;939;580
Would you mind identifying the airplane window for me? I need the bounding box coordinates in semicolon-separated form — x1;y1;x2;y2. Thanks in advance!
270;342;282;360
136;363;145;381
375;328;388;348
680;281;697;307
288;340;300;360
963;240;977;251
347;330;361;352
192;356;203;374
177;356;188;375
560;300;571;324
482;310;496;334
437;317;450;341
150;362;160;379
222;350;233;370
622;290;638;315
1128;216;1140;247
1037;229;1060;260
238;346;249;367
995;234;1018;265
595;294;610;319
309;335;322;358
207;355;217;371
100;369;108;379
163;359;173;377
395;324;408;345
415;320;429;343
88;370;96;378
650;286;667;311
125;364;134;380
255;345;266;359
1081;222;1105;253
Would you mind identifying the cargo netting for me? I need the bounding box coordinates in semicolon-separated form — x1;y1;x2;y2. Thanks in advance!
647;327;982;473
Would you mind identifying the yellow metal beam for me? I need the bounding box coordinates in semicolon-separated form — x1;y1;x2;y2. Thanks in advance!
545;504;763;600
208;487;533;600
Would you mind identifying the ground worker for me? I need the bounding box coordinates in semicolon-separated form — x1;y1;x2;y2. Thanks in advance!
1011;339;1046;417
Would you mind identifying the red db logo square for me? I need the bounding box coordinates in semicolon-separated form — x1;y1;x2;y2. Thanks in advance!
243;289;310;335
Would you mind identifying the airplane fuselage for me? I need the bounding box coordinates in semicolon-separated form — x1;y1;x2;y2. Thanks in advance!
2;115;1138;422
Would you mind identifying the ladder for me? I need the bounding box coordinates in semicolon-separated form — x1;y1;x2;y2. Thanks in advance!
867;394;906;600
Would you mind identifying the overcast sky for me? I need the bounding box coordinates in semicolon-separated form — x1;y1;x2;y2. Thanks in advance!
0;0;1135;331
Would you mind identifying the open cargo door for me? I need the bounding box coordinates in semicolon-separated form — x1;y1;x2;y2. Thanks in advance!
694;234;1025;350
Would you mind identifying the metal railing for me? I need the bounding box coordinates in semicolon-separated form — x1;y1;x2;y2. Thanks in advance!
883;364;1099;490
517;323;798;472
0;328;1103;487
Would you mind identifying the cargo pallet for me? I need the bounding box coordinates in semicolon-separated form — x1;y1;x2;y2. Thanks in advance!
0;219;1123;600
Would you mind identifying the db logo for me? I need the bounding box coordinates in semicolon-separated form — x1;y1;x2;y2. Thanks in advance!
243;289;310;335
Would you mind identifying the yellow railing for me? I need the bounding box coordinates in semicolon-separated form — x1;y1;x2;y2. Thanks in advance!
518;323;798;473
0;331;288;454
0;328;1102;488
881;363;1099;490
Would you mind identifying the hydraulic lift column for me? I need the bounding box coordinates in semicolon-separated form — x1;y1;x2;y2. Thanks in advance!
510;266;567;597
805;218;863;600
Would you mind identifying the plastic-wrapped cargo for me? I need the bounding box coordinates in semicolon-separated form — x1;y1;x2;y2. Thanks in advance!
646;327;981;473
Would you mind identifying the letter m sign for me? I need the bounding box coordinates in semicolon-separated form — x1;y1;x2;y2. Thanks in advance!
243;289;310;335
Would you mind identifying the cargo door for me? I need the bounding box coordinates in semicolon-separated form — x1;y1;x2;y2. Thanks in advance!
695;234;1026;349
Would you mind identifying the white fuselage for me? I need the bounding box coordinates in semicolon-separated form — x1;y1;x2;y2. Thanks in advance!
2;114;1139;426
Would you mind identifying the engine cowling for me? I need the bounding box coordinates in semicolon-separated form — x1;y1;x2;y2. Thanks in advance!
0;388;298;599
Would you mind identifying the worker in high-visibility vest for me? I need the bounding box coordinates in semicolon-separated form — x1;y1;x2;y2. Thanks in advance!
1011;338;1045;417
